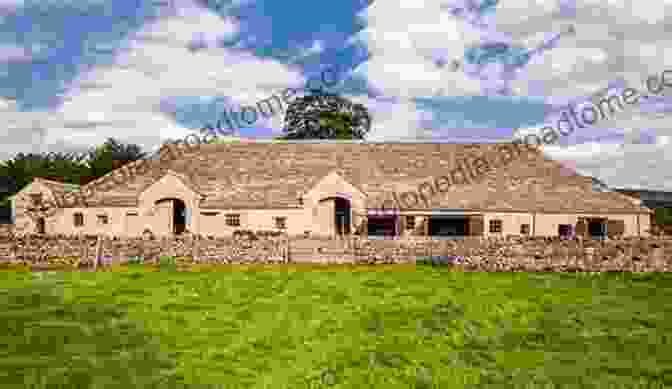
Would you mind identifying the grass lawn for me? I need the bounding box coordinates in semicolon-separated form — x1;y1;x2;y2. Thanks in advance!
0;264;671;389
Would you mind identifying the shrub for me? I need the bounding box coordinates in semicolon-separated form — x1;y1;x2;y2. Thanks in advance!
158;255;177;271
128;256;144;265
416;255;465;266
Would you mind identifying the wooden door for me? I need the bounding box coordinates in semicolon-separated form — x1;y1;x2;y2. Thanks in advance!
607;219;625;237
576;218;587;237
468;215;484;236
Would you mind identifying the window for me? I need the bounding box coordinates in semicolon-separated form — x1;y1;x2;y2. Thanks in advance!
73;213;84;227
405;216;415;230
29;193;43;206
225;213;240;227
520;223;530;235
558;224;573;237
274;216;287;229
489;219;502;233
97;214;109;225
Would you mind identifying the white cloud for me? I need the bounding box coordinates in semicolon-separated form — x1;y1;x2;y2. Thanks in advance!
544;141;672;190
0;0;24;8
3;0;672;192
0;98;58;159
136;0;239;48
0;44;32;61
0;97;16;111
354;0;486;99
357;0;672;104
348;0;672;191
2;0;309;157
525;97;672;190
293;40;325;59
348;94;428;140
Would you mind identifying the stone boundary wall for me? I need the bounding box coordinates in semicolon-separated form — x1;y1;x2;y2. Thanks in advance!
0;224;13;236
0;234;289;266
0;233;671;272
348;236;672;272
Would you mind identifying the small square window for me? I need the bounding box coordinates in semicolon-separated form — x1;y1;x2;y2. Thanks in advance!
29;193;43;206
73;213;84;227
558;224;573;238
274;217;287;229
97;214;109;225
520;223;530;235
489;219;502;233
225;214;240;227
405;216;415;230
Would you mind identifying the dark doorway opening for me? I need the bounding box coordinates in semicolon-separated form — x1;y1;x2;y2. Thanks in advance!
588;218;606;239
334;197;351;235
156;198;187;235
173;200;186;235
36;217;45;234
428;216;469;236
0;207;11;224
367;216;397;237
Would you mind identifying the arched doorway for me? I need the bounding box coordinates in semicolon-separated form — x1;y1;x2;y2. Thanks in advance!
334;197;351;235
154;198;187;235
317;196;352;236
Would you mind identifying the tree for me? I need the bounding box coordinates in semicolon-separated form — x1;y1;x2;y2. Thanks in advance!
655;207;672;226
0;138;146;208
86;138;146;183
279;92;371;140
0;152;89;208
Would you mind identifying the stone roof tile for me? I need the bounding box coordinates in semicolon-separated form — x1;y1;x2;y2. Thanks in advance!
58;142;650;213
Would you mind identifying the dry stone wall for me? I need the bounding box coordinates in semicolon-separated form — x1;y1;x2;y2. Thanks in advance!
0;233;289;266
349;236;672;272
0;224;13;236
0;232;670;272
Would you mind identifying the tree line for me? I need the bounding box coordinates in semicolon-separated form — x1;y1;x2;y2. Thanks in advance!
0;138;147;209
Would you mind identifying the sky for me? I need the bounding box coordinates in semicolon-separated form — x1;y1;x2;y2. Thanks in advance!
0;0;671;190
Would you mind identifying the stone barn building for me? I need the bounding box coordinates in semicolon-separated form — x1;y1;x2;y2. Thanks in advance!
10;141;652;239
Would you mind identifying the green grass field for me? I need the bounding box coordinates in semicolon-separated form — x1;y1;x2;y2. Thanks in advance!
0;264;671;389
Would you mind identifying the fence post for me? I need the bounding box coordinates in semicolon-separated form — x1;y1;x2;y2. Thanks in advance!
24;235;29;265
82;237;88;267
286;237;292;263
113;238;121;266
94;236;103;270
356;237;361;263
192;236;200;263
92;237;97;270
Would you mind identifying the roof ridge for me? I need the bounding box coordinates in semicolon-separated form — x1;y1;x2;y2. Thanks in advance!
61;158;153;204
34;177;80;186
159;169;204;196
43;142;648;213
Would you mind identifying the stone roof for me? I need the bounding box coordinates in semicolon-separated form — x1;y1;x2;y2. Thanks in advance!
31;178;80;199
59;141;651;214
